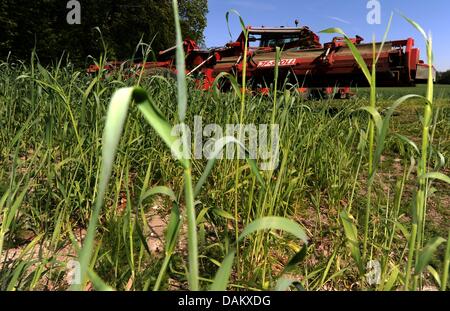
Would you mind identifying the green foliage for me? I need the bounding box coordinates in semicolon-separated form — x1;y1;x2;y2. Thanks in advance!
437;70;450;84
0;0;208;65
340;211;364;274
1;58;449;290
211;217;308;291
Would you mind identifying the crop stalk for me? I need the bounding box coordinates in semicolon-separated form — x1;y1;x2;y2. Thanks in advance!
184;165;198;290
363;61;376;260
234;26;249;277
414;32;433;290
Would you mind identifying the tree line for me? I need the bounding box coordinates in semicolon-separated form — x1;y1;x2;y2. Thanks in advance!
437;70;450;84
0;0;208;66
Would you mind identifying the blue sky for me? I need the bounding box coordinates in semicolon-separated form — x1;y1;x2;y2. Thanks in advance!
204;0;450;71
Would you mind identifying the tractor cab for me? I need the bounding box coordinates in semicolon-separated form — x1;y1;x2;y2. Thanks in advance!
246;27;322;51
221;25;323;58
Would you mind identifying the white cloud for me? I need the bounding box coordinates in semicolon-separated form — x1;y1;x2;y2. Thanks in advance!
327;16;352;25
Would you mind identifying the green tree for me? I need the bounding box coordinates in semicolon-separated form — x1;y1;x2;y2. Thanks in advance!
179;0;209;45
0;0;209;65
437;70;450;84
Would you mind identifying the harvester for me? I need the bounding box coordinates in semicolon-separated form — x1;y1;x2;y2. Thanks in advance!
88;23;435;98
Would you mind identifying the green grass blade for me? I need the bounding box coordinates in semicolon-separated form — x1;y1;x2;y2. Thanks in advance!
402;15;434;102
383;266;399;291
369;94;430;184
210;217;308;290
212;72;242;101
210;250;236;291
393;133;420;154
154;201;182;291
375;13;394;63
88;269;115;291
0;190;10;254
275;277;302;291
7;261;28;291
140;186;178;205
340;211;364;274
419;172;450;185
212;208;235;221
76;87;134;289
275;244;308;289
401;15;428;44
4;182;30;229
138;185;179;257
427;265;441;288
320;28;371;85
282;244;308;274
167;4;198;288
414;237;446;275
77;86;183;289
171;0;188;122
356;107;383;136
225;9;247;39
165;202;182;254
135;90;188;167
194;136;266;197
441;232;450;291
239;217;308;244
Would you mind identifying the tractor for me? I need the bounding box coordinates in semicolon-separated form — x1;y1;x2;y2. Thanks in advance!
88;23;436;98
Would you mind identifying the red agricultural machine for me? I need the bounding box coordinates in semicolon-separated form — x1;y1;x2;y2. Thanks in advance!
88;23;436;98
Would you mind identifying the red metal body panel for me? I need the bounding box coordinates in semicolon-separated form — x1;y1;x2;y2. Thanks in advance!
88;24;435;96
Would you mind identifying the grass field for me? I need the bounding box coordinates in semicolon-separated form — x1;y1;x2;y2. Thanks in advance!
357;84;450;101
0;59;448;290
1;7;449;291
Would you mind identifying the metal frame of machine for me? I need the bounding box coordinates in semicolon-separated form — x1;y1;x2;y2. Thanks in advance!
88;24;435;98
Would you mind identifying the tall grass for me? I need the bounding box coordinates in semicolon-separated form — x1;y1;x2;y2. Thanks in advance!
0;7;449;291
323;15;450;290
72;1;308;291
